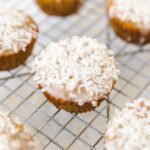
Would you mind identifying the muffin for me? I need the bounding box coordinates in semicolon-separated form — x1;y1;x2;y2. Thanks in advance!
0;111;35;150
0;9;38;71
36;0;84;17
33;36;119;113
107;0;150;45
104;98;150;150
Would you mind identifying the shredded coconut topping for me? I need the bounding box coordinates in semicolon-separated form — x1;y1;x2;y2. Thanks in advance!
0;111;35;150
33;36;119;105
0;9;38;54
105;98;150;150
109;0;150;34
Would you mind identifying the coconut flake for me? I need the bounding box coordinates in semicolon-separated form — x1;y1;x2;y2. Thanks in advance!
0;111;35;150
33;36;119;105
105;98;150;150
0;9;38;54
92;101;97;107
109;0;150;34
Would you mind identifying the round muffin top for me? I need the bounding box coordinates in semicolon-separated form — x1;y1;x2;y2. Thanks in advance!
0;9;38;54
0;111;35;150
108;0;150;33
105;98;150;150
33;36;119;106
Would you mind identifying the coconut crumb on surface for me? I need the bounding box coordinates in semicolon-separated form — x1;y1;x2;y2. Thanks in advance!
105;98;150;150
33;36;119;106
109;0;150;33
0;9;38;54
0;111;35;150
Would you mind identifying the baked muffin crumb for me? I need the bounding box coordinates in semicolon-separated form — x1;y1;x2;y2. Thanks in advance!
0;9;38;70
33;36;119;113
0;9;38;54
36;0;84;16
107;0;150;44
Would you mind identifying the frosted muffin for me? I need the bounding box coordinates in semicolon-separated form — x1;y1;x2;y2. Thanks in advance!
0;9;38;71
107;0;150;45
33;36;119;113
104;98;150;150
36;0;84;17
0;111;35;150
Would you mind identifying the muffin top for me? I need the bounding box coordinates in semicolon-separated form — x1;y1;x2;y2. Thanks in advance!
33;36;119;106
0;9;38;54
0;111;35;150
105;98;150;150
108;0;150;33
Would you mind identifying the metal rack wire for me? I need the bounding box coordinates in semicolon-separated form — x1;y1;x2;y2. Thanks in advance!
0;0;150;149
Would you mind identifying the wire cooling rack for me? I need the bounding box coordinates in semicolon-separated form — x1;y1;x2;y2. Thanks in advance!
0;0;150;149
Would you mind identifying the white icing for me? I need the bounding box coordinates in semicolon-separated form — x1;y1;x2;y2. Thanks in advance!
127;36;131;42
105;98;150;150
41;88;46;92
140;37;145;44
109;0;150;34
33;36;119;105
92;101;97;107
0;111;35;150
0;9;38;54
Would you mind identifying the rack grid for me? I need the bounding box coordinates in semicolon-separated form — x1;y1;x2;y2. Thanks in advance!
0;0;150;149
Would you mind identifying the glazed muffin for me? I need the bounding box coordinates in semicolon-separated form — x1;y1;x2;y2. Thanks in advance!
36;0;84;17
0;9;38;71
104;98;150;150
107;0;150;45
33;36;119;113
0;111;35;150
